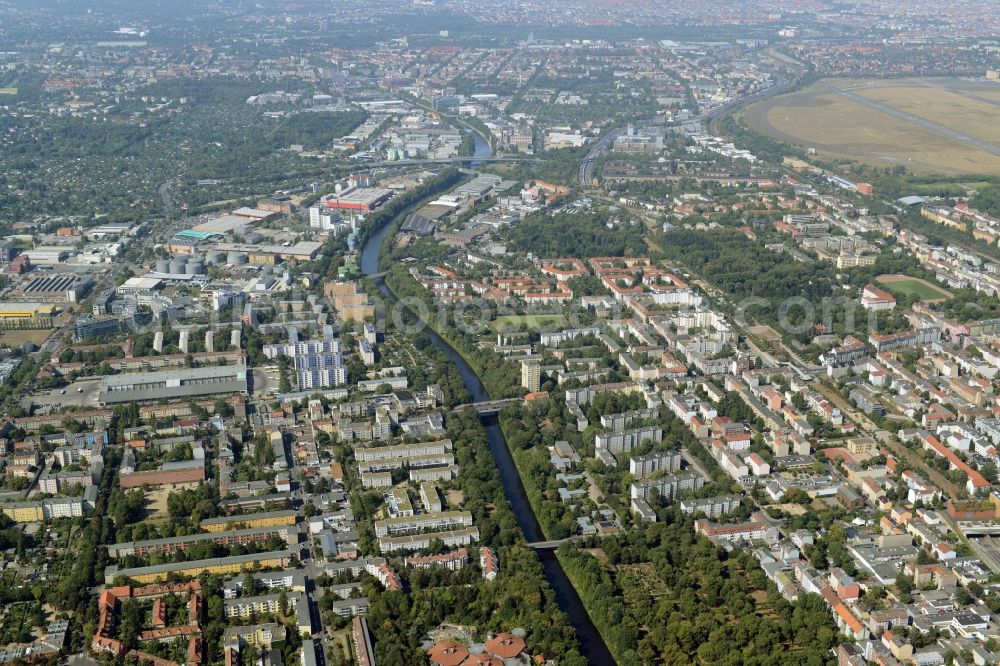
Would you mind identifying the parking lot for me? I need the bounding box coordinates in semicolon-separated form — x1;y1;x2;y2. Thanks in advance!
24;378;104;410
252;366;282;398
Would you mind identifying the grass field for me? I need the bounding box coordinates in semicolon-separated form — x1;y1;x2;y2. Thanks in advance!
749;324;781;341
492;314;566;331
876;274;953;301
742;78;1000;175
0;329;52;346
852;84;1000;145
908;180;994;196
955;87;1000;103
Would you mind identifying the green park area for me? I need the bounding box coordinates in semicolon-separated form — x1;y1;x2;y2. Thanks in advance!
493;314;566;331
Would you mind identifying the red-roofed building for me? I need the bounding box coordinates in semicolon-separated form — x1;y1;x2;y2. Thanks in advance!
724;432;752;451
759;386;783;411
861;284;896;311
188;637;203;666
405;549;470;571
540;258;588;281
91;582;204;659
820;586;867;640
695;512;775;543
932;542;957;560
427;641;469;666
822;447;858;465
480;547;498;581
152;599;166;628
922;403;955;428
364;561;400;591
6;254;30;274
829;569;860;601
484;633;526;660
920;433;990;495
746;453;770;477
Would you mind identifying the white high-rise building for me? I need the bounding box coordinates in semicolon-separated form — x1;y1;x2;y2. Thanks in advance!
265;339;347;388
521;361;540;392
309;206;344;232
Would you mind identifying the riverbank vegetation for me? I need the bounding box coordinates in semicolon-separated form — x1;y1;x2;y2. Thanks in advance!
363;167;467;260
357;244;587;663
383;266;524;399
362;408;587;665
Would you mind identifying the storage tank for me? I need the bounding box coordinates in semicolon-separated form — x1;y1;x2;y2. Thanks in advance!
185;259;204;275
205;251;225;266
155;259;170;273
168;258;187;274
227;251;248;266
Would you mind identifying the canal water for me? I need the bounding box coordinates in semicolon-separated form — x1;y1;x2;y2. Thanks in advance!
358;130;616;664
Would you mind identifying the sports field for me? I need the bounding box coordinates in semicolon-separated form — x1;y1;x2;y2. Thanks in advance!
742;78;1000;175
876;274;952;302
492;314;566;331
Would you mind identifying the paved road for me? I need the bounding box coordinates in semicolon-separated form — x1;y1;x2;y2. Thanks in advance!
818;81;1000;158
705;76;794;134
578;128;621;187
158;179;176;217
704;44;805;133
368;155;528;167
680;447;713;480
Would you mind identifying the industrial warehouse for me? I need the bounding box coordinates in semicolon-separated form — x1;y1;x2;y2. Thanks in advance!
16;273;94;302
97;359;249;405
0;302;57;329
